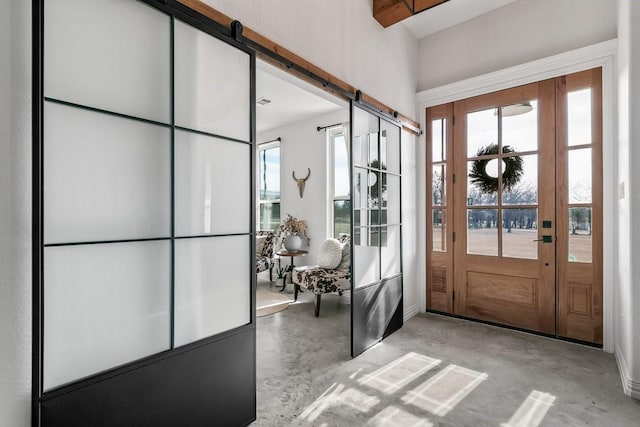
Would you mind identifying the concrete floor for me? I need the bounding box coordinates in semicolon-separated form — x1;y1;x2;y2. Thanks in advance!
255;279;640;426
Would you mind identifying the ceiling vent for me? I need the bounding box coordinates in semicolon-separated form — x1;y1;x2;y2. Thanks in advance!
257;97;271;106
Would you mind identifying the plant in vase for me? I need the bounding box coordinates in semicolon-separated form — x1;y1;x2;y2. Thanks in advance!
278;214;310;251
274;266;287;288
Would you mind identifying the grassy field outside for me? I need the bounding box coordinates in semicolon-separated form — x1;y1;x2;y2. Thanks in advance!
433;226;592;263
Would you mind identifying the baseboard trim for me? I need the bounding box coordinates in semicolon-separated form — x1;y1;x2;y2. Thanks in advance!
404;304;419;322
615;351;640;399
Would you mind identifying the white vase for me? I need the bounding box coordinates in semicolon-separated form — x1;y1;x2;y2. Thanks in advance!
284;235;302;251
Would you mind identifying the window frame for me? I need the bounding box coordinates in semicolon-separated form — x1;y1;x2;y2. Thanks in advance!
327;125;350;237
258;140;281;231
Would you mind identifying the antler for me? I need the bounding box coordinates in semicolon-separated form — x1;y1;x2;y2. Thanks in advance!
292;168;311;182
292;168;311;198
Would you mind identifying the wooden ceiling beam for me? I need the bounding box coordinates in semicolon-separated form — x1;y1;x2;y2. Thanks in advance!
177;0;421;135
373;0;450;28
373;0;414;28
414;0;449;14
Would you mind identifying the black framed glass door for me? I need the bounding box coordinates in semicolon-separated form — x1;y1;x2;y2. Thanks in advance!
350;102;403;357
33;0;256;425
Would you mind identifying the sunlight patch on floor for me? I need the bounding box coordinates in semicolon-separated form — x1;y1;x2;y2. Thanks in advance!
366;406;433;427
500;390;556;427
299;383;380;422
350;368;364;379
358;352;442;395
402;364;488;416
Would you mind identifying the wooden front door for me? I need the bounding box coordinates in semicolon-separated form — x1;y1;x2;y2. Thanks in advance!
426;69;603;344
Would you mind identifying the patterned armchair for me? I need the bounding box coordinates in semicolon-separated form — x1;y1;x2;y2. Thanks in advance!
293;233;350;317
256;230;276;280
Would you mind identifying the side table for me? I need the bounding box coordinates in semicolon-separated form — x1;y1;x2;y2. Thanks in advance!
275;249;308;292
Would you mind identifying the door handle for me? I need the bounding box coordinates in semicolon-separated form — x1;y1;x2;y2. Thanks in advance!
533;235;553;243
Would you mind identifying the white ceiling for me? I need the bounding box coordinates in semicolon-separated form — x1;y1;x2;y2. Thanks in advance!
402;0;519;40
256;61;346;134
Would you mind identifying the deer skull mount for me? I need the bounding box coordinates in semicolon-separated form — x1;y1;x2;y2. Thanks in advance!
292;168;311;198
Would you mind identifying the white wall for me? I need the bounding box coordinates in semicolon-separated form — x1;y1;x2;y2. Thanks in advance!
1;0;32;426
203;0;419;118
258;109;348;266
616;0;640;398
401;128;419;318
417;0;617;91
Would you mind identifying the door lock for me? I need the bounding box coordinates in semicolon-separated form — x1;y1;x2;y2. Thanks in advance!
533;235;553;243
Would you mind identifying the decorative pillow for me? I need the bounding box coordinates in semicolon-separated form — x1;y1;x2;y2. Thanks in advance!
318;238;342;269
256;235;267;255
336;240;351;271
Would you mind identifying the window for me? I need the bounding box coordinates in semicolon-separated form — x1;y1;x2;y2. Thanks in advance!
328;126;350;237
259;142;281;230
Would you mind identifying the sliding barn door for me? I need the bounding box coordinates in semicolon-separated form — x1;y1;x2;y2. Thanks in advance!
34;0;256;424
351;102;403;357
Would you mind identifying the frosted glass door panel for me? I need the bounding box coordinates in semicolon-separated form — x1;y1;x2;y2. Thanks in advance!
175;131;250;236
44;0;170;123
174;236;251;346
43;241;171;391
381;226;402;278
174;20;250;141
44;102;171;244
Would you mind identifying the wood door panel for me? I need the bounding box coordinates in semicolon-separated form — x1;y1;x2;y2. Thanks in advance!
463;257;539;278
466;271;537;307
462;300;544;332
428;263;450;313
567;283;592;315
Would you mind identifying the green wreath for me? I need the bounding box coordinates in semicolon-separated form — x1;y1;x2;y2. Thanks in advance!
469;144;523;193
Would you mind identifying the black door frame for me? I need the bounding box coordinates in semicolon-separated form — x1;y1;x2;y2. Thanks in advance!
349;99;404;358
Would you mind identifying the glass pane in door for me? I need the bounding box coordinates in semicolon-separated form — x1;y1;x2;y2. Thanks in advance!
467;161;498;206
44;0;171;122
44;241;171;391
432;164;446;206
353;107;379;167
502;100;538;153
353;226;380;288
174;20;251;141
432;209;446;252
502;155;538;205
467;209;498;256
467;108;497;158
431;118;445;162
381;119;400;174
568;149;592;203
502;208;538;259
174;236;251;346
174;130;250;236
43;102;171;244
568;89;592;146
568;207;592;263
